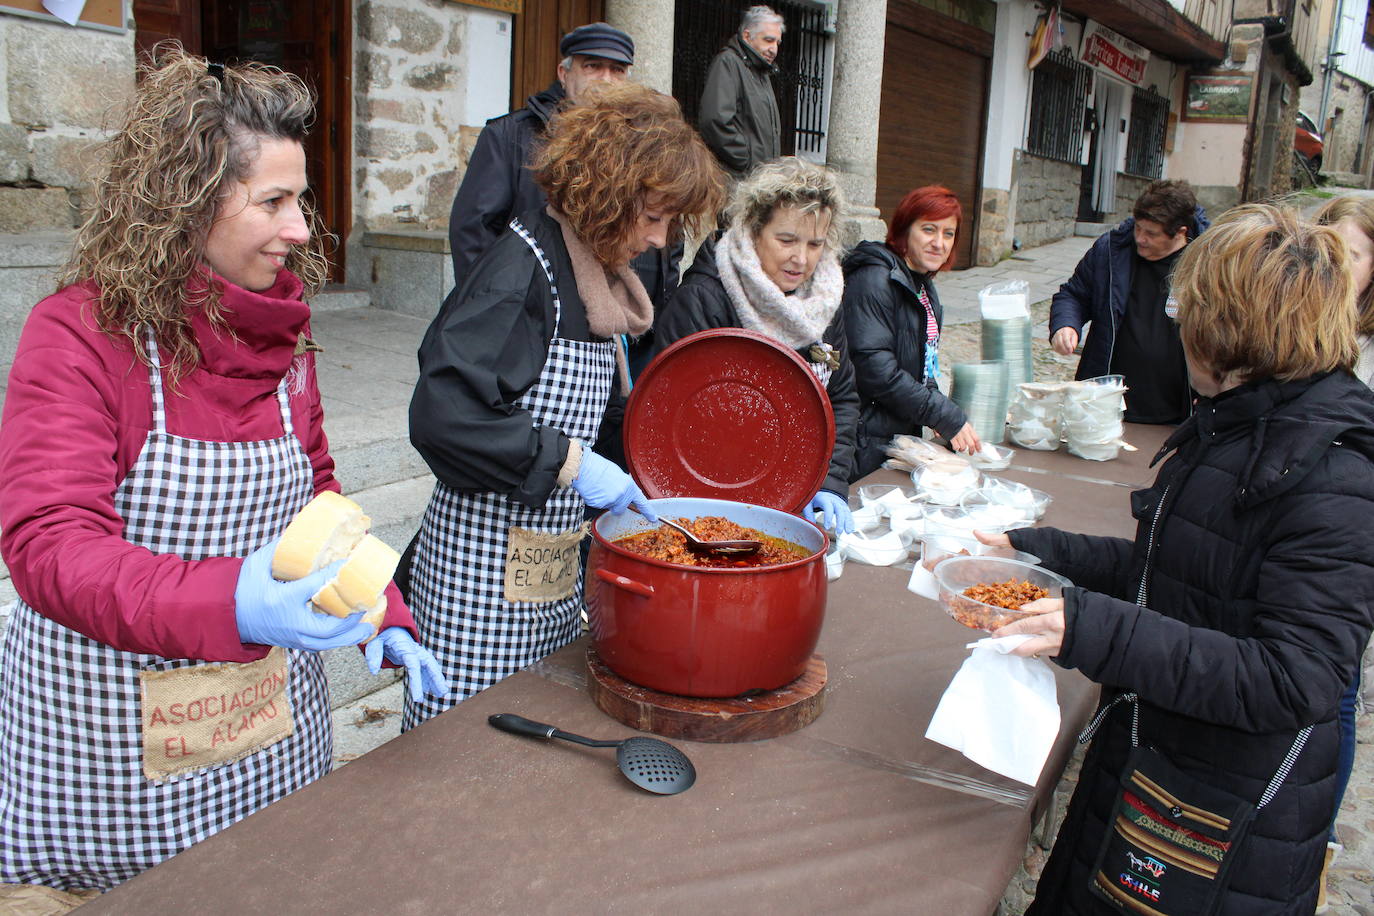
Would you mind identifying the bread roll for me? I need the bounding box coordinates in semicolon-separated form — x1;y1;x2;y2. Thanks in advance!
309;534;399;631
272;491;370;581
271;492;396;641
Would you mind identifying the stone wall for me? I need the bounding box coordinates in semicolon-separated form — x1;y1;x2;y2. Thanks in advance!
1012;150;1080;249
0;14;135;365
0;15;134;234
1111;173;1150;227
353;1;477;234
1321;73;1371;178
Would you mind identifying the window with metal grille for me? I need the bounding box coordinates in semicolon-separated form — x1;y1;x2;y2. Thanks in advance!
1125;86;1169;179
673;0;832;159
1026;47;1091;163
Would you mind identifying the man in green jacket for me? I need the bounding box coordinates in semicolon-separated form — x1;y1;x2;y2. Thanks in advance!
699;5;783;180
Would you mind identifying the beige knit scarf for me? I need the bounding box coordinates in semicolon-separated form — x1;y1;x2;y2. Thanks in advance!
714;224;844;351
548;207;653;392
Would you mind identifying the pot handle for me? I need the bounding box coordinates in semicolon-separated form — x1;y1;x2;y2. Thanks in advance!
594;568;655;598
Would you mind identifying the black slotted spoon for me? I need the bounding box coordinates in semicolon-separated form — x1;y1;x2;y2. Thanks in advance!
488;713;696;796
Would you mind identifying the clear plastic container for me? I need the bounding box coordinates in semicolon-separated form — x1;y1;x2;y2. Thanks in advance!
959;477;1051;525
922;504;1020;539
934;556;1072;631
912;459;980;506
968;443;1015;471
858;483;922;518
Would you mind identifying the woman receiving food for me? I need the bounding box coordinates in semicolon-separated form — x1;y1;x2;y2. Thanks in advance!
981;205;1374;914
654;157;859;534
405;82;724;728
0;48;445;894
841;185;980;480
1312;195;1374;903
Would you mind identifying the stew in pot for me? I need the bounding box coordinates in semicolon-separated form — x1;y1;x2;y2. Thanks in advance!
616;517;810;569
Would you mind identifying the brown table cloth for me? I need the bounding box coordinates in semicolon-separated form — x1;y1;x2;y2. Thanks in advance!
83;425;1173;915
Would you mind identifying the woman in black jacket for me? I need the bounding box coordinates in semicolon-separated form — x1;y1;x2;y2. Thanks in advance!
405;83;723;729
982;205;1374;914
841;185;980;481
654;157;859;534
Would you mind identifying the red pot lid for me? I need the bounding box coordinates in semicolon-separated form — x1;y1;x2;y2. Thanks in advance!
624;328;834;513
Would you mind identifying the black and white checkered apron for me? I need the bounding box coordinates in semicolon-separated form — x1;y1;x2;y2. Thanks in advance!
403;219;615;730
0;333;331;891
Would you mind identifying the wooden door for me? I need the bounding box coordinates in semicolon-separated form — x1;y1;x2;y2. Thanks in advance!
511;0;605;109
202;1;351;279
876;4;991;269
134;0;350;280
132;0;201;61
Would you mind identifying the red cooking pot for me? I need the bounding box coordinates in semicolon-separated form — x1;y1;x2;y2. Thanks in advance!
587;497;827;697
585;328;835;697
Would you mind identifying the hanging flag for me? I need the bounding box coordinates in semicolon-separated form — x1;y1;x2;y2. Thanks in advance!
1027;4;1060;70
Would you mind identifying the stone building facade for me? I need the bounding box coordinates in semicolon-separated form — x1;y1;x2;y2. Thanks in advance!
0;14;136;364
1319;71;1370;178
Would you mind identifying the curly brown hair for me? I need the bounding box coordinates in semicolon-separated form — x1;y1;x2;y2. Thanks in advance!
532;81;725;266
61;43;329;381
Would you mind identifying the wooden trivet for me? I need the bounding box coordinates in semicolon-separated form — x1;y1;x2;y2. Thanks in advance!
586;648;827;743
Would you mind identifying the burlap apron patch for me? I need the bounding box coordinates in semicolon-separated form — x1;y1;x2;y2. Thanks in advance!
140;646;295;781
503;524;588;602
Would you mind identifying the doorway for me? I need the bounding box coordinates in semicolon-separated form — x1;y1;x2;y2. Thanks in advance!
133;0;351;280
1076;76;1125;224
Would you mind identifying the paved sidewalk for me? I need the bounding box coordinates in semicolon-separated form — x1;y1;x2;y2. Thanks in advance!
938;234;1094;326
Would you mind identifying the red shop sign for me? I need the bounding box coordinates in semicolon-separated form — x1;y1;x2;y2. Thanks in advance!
1080;21;1149;86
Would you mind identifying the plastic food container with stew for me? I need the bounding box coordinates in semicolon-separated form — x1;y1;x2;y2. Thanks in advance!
934;556;1072;631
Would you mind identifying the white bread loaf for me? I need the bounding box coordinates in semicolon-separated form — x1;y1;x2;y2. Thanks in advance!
272;491;370;580
271;493;395;640
309;534;399;630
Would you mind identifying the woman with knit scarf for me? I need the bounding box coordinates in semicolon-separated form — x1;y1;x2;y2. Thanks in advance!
655;157;860;535
405;82;724;728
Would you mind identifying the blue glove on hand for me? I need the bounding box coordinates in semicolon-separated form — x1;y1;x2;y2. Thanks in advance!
808;490;854;535
365;627;451;703
571;448;657;521
234;538;375;651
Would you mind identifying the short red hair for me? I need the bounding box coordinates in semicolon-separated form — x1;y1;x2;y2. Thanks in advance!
886;185;962;272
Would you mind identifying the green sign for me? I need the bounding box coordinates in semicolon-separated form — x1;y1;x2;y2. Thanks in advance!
1183;72;1253;123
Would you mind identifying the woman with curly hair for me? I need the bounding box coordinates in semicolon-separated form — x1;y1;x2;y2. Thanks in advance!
405;81;724;726
654;157;859;533
0;46;445;895
842;185;980;481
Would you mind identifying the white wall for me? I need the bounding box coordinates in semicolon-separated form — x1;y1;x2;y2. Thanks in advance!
982;0;1036;191
463;8;512;127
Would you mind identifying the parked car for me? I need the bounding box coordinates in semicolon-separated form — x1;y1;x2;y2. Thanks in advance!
1296;111;1324;171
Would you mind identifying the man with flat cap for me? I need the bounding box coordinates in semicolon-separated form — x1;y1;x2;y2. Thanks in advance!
448;22;637;287
445;22;681;469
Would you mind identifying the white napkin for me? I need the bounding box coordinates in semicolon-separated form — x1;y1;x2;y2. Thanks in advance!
837;530;907;566
925;634;1060;785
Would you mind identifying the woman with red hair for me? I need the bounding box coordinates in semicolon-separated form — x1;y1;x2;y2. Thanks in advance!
842;185;979;480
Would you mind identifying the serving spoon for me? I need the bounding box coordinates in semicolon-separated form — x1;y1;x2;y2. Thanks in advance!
629;505;762;555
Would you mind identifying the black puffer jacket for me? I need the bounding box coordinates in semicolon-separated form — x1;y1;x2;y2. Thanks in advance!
1012;371;1374;915
841;241;968;481
654;238;858;498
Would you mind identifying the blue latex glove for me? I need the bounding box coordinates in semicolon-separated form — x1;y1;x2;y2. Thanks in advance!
571;448;657;521
365;627;451;703
808;490;854;535
234;538;375;651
